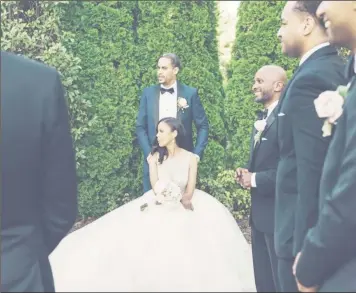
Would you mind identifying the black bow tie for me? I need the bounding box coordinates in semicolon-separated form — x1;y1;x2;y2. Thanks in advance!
160;87;174;95
256;109;268;120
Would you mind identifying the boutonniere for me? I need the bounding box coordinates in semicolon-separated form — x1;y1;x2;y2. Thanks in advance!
314;83;350;137
254;119;267;147
177;97;189;113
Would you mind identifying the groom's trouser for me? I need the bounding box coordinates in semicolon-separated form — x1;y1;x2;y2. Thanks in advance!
251;222;280;292
277;257;298;292
142;160;151;193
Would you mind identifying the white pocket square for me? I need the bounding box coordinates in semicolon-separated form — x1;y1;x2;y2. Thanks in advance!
261;137;268;141
278;112;285;117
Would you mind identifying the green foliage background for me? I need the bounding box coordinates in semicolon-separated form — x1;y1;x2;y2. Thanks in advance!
2;0;350;221
1;0;229;218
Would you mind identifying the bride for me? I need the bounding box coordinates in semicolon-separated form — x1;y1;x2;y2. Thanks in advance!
49;117;255;292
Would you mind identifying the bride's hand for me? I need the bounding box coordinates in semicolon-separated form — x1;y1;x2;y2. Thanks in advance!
181;198;194;211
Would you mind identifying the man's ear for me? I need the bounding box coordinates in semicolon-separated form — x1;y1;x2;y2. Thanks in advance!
302;16;316;36
274;81;284;92
173;67;179;75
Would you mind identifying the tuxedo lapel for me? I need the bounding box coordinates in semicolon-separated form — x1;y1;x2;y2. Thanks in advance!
253;106;278;154
345;55;356;90
278;46;338;111
262;106;278;134
277;67;301;111
153;85;160;127
176;81;184;120
345;55;354;80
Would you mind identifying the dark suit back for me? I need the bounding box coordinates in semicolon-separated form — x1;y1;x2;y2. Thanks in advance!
1;51;77;292
248;107;279;234
317;72;356;291
275;46;347;259
294;57;356;291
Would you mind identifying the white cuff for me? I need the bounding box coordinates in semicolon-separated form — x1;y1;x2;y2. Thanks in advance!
251;173;257;188
194;154;200;162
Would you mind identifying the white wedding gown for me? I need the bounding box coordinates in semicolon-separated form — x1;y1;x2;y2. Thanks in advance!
50;151;256;292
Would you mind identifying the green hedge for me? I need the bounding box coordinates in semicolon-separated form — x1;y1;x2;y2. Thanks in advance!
6;0;327;220
216;1;299;216
225;1;298;168
0;0;256;220
135;0;226;182
54;1;226;217
0;1;94;168
56;1;141;217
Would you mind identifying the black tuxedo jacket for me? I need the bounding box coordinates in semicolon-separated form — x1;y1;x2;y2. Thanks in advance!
247;106;279;234
275;45;347;258
1;51;77;292
296;56;356;291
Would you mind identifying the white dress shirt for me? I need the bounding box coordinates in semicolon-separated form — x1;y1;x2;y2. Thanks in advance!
159;81;178;120
299;42;330;66
158;81;201;162
251;100;279;188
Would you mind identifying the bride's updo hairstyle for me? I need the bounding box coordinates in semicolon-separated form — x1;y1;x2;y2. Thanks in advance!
151;117;186;164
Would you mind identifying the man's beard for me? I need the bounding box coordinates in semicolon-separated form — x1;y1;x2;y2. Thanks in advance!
328;27;353;49
255;93;271;104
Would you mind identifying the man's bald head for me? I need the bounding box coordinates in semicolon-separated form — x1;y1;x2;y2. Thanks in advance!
252;65;287;106
258;65;288;84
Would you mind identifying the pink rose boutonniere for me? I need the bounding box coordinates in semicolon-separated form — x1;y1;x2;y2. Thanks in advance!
314;83;350;137
177;97;189;113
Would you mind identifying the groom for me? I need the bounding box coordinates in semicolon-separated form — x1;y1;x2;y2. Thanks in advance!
136;53;209;192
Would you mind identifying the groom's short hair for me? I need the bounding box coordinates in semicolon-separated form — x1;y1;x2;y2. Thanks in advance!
158;53;181;69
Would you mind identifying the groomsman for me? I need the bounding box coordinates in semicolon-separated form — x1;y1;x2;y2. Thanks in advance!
275;1;347;291
294;1;356;292
236;65;287;292
136;53;209;192
1;51;78;291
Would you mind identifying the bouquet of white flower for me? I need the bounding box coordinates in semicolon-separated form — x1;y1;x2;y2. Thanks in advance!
140;180;182;211
154;180;182;203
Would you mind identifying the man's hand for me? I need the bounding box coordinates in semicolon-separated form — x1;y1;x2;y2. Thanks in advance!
293;252;301;276
293;252;319;292
241;171;252;189
235;168;247;185
146;153;152;163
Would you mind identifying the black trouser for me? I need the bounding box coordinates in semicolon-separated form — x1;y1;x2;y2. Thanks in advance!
277;257;298;292
251;222;280;292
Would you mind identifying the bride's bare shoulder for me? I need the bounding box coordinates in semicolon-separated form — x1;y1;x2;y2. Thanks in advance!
180;149;193;157
180;150;197;166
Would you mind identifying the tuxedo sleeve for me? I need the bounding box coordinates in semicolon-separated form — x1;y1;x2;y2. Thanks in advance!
296;89;356;287
42;71;78;254
289;72;337;255
135;90;151;158
191;89;209;158
255;169;276;195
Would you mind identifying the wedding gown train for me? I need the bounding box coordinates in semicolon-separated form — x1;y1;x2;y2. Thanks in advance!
49;150;256;292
